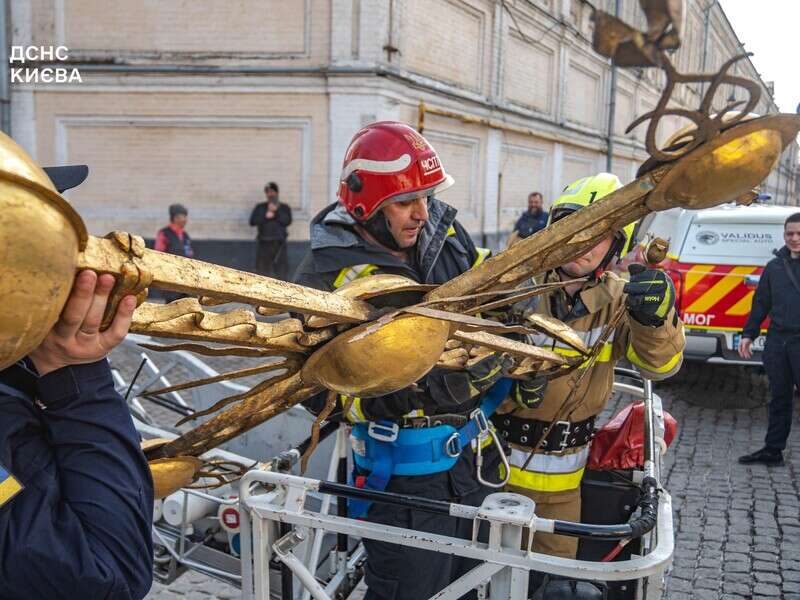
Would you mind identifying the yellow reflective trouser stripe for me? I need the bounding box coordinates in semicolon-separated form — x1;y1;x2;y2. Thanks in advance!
504;446;589;492
473;247;490;267
553;342;613;366
333;264;378;289
626;344;682;374
507;466;586;492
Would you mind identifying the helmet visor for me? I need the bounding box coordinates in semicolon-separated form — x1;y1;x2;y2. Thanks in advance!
374;172;455;214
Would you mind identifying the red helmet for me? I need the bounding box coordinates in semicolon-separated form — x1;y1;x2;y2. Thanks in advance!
337;121;454;221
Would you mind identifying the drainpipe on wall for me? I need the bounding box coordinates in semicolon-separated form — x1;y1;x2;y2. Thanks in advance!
700;0;716;98
605;0;620;173
0;0;10;134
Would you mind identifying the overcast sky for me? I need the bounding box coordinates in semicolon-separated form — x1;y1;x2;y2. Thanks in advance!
718;0;798;113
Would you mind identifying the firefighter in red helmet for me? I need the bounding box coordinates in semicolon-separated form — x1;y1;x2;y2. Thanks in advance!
295;121;508;599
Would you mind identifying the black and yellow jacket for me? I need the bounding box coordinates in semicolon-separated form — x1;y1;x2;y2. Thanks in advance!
497;270;685;497
293;198;492;498
294;198;490;423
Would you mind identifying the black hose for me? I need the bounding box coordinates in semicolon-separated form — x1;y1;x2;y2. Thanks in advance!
141;393;195;417
317;481;454;516
315;474;660;542
336;454;349;552
125;357;148;401
628;476;659;539
552;476;659;540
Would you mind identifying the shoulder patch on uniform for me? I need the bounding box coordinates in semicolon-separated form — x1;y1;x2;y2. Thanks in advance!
0;462;24;508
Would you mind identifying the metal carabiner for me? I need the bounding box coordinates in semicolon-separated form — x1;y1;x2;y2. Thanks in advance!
475;428;511;489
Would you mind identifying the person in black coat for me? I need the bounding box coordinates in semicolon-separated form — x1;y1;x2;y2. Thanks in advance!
738;212;800;465
250;181;293;279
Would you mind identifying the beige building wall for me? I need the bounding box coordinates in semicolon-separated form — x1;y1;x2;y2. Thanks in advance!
29;90;328;243
9;0;798;264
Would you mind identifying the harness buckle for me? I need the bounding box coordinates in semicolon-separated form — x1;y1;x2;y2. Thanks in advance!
476;428;511;489
445;433;462;458
555;420;572;450
470;408;489;435
368;421;399;443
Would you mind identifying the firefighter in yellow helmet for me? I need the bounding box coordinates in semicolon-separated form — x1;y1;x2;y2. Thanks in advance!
492;172;685;561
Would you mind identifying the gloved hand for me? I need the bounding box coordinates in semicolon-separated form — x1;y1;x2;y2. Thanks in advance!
466;352;513;398
623;264;675;327
511;375;548;410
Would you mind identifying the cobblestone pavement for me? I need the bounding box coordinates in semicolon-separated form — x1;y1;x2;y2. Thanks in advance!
115;341;799;600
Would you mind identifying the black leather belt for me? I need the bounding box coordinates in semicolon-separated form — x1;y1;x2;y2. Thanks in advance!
490;413;595;451
400;413;468;429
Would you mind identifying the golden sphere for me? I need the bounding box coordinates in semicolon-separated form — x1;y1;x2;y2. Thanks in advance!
648;115;800;212
302;315;452;397
0;132;86;369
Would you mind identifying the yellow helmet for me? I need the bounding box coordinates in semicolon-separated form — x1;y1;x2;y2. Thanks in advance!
549;172;636;261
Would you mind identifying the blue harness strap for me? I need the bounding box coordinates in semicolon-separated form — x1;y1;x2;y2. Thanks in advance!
348;378;512;518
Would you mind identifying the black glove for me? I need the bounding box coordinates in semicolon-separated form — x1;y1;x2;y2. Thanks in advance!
511;375;548;410
466;352;513;398
623;264;675;327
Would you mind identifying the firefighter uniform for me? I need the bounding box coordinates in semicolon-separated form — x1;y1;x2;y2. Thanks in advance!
495;271;684;557
296;199;497;599
493;173;685;559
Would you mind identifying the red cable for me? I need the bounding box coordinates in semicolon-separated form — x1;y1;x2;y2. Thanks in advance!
600;539;630;562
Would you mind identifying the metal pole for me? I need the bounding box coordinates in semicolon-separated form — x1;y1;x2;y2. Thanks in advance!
700;1;716;98
336;431;348;551
496;172;503;250
0;0;11;134
605;0;620;173
301;425;346;600
642;378;658;482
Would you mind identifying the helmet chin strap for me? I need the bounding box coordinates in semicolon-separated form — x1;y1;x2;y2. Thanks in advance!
363;209;404;252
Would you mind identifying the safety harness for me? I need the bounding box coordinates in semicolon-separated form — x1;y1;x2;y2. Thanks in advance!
348;378;512;518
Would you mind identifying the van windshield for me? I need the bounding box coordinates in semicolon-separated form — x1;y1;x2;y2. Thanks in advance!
679;221;783;266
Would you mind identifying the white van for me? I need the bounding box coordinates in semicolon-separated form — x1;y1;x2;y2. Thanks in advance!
630;204;798;364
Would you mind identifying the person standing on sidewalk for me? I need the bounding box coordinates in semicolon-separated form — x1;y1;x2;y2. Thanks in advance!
507;191;548;247
738;212;800;466
154;203;194;303
250;181;292;279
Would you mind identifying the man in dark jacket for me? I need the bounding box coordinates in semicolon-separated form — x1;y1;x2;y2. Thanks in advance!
507;191;548;247
250;181;293;279
1;260;153;598
155;203;194;303
155;203;194;258
738;212;800;465
295;122;505;600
